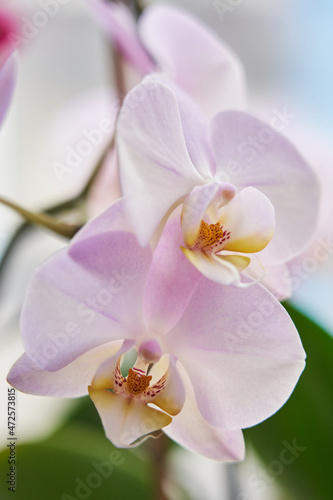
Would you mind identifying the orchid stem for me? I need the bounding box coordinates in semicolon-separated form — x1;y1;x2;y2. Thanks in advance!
0;134;115;280
113;46;127;102
150;434;169;500
0;195;81;239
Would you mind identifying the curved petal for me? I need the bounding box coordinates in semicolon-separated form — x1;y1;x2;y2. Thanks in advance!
139;4;245;119
181;182;222;247
165;277;305;430
219;254;251;272
211;111;320;263
7;341;124;397
21;231;152;371
117;76;205;246
89;387;172;448
71;198;131;246
148;355;185;416
86;0;154;73
0;53;17;129
165;365;245;462
181;248;242;286
221;187;275;253
143;209;201;333
158;76;215;178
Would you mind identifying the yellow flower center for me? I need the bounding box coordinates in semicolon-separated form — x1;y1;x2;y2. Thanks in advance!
190;219;230;253
126;368;152;395
199;220;224;246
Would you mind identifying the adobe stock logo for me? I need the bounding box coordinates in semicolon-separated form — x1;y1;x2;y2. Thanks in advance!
52;118;114;181
7;1;71;51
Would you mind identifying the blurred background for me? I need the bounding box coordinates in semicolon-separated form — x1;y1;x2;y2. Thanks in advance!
0;0;332;499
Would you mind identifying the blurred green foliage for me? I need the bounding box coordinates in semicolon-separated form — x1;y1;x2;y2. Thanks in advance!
0;397;153;500
245;302;333;500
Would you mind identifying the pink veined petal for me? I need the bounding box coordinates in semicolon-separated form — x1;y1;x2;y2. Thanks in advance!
181;248;242;286
221;187;275;253
21;230;152;371
117;76;204;246
71;198;131;246
164;364;245;462
0;53;17;129
165;276;305;430
139;4;245;120
86;0;154;74
117;77;204;246
157;76;215;178
210;110;320;264
88;387;172;448
6;341;125;397
143;209;201;334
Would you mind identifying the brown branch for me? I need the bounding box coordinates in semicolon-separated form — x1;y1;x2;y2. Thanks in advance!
0;196;81;239
150;434;169;500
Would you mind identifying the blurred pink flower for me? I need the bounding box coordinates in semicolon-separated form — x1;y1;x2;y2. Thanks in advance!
0;53;16;130
0;8;18;64
7;201;305;458
86;1;245;117
117;77;320;288
0;8;19;129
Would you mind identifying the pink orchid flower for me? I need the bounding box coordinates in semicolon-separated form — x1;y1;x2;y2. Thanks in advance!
86;1;245;117
116;76;320;288
7;201;305;459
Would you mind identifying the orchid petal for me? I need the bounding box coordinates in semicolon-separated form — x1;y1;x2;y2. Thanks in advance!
218;254;251;272
245;258;292;301
88;387;172;448
181;248;241;286
211;110;320;263
71;199;131;246
21;231;151;371
181;182;221;247
165;277;305;430
158;77;214;178
6;341;124;397
143;210;201;333
139;4;245;119
86;0;153;74
117;76;204;246
165;365;245;461
148;355;185;416
221;187;275;253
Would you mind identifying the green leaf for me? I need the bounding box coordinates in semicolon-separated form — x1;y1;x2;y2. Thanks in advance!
245;302;333;500
0;420;151;500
